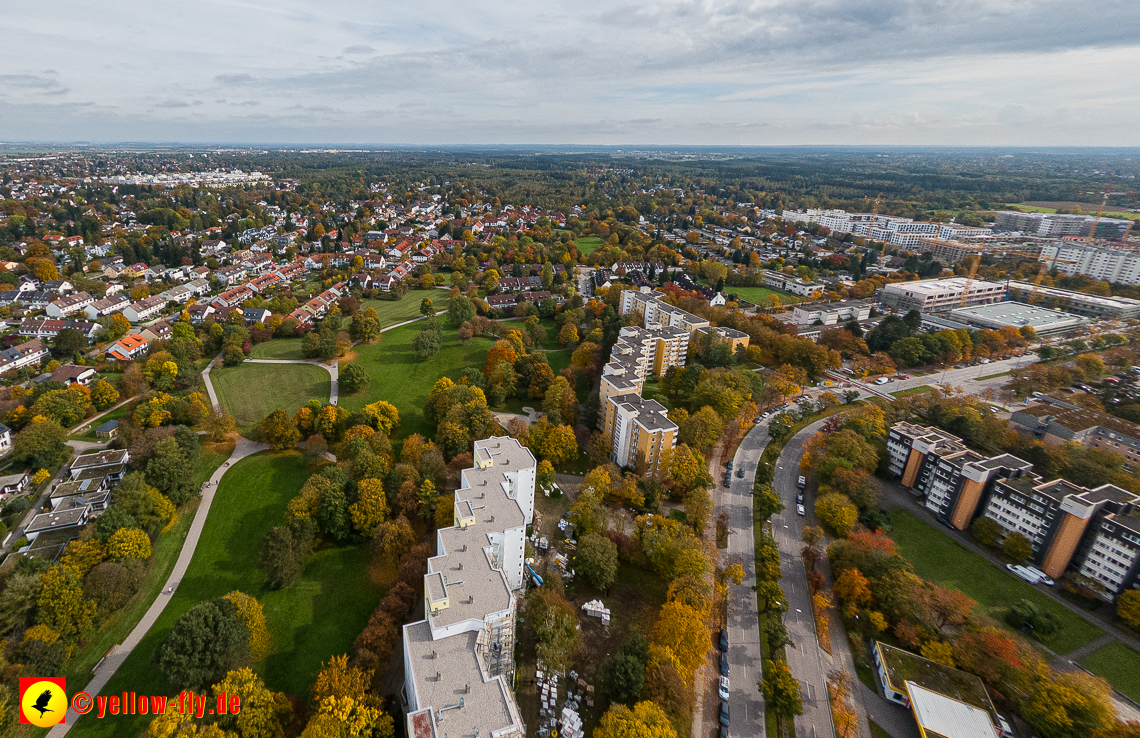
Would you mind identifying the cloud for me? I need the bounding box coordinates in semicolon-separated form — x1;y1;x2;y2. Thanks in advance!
0;0;1136;144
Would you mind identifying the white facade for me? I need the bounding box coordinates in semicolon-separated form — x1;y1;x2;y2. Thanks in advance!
1039;243;1140;286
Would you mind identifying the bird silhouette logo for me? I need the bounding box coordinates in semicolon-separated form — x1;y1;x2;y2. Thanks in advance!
19;677;66;727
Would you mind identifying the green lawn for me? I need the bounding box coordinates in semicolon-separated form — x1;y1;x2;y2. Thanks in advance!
211;362;331;426
340;324;496;440
723;285;799;306
890;386;933;397
71;402;134;441
59;443;233;696
888;510;1102;654
1080;641;1140;702
69;452;384;738
574;236;603;255
361;289;442;328
250;339;308;361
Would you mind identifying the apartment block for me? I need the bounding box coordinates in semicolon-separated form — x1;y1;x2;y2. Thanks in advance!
1037;243;1140;286
619;287;711;335
608;395;678;478
599;324;688;434
981;475;1137;579
879;277;1006;313
995;211;1131;240
887;422;1032;530
1073;507;1140;598
790;300;872;326
1005;281;1140;319
402;437;534;738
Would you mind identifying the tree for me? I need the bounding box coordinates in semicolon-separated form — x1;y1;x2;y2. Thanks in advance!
212;668;292;738
419;297;434;317
447;294;476;328
1003;531;1034;564
147;436;197;505
1023;670;1114;738
815;493;858;537
154;598;251;692
340;363;370;394
371;516;417;566
761;659;804;721
107;528;152;560
603;652;646;707
349;308;381;343
113;473;175;536
679;406;725;452
1118;590;1140;629
528;586;581;674
12;419;69;468
833;568;873;616
223;591;271;661
54;326;88;356
84;560;144;617
755;581;789;614
650;601;708;685
37;564;96;640
362;400;400;435
971;516;1003;547
259;519;316;589
262;409;301;450
412;325;441;360
595;701;676;738
558;322;579;347
754;483;785;520
91;378;120;410
577;532;619;591
349;479;390;535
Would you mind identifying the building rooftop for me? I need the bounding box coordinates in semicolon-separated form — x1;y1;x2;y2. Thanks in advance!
1016;403;1140;440
906;683;999;738
947;301;1086;332
876;643;997;721
71;449;129;470
882;277;1005;295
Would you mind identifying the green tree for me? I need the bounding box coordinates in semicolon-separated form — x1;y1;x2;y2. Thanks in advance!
259;519;316;589
420;297;434;317
754;483;785;520
815;492;858;537
679;406;725;452
577;532;619;591
154;598;252;691
12;419;69;468
146;436;196;505
971;516;1003;547
761;659;803;721
447;294;476;328
413;325;441;360
340;362;370;394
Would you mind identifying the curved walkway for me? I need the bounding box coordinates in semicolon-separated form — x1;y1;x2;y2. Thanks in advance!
48;436;269;738
201;354;340;413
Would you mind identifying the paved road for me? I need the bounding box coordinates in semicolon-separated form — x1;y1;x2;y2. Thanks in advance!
49;436;268;738
771;418;839;738
721;420;772;738
822;353;1038;407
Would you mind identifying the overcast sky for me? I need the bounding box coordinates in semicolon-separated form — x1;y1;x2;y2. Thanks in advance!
2;0;1139;146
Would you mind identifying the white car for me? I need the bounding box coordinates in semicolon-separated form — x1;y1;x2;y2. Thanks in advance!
1024;566;1055;586
1006;564;1041;584
797;504;806;516
874;377;891;385
719;676;730;700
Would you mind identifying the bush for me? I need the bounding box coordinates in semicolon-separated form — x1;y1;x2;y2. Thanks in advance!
1006;599;1059;638
971;516;1003;547
1002;532;1034;564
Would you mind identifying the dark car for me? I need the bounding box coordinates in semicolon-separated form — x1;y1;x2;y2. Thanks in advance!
719;700;730;727
720;652;730;676
718;727;729;738
719;629;728;651
736;469;745;478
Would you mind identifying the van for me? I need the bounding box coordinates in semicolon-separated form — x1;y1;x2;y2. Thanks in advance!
1024;566;1055;586
1006;564;1041;584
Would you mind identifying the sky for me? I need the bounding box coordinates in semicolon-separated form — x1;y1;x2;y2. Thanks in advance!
2;0;1139;146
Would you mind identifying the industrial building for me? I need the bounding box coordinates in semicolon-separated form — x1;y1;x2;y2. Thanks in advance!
1005;281;1140;320
402;437;534;738
879;277;1006;313
943;302;1087;336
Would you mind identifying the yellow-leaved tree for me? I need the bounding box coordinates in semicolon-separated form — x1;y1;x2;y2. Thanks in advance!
107;528;152;561
349;479;390;536
595;701;677;738
223;591;271;661
650;601;709;685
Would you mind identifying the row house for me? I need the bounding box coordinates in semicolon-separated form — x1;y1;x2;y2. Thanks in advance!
46;291;95;318
122;295;167;323
0;338;50;374
18;318;99;340
214;264;248;286
157;284;195;305
247;273;281;293
83;294;130;319
214;285;255;308
274;263;306;282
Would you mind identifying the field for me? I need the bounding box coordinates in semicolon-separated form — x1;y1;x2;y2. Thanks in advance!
890;386;933;397
70;402;134;440
69;452;383;738
724;285;799;305
888;510;1102;655
574;236;603;254
1080;641;1140;702
339;324;496;440
250;339;308;361
1006;203;1139;220
211;362;331;425
59;441;234;691
361;289;443;327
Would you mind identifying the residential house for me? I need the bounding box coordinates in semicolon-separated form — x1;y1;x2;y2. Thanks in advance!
83;294;130;319
187;304;216;324
18;318;99;340
0;422;11;453
0;338;50;374
106;334;149;361
51;364;97;386
243;307;272;325
122;295;166;323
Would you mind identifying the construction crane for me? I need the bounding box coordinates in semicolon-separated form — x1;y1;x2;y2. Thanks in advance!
859;192;882;240
1086;186;1112;242
959;254;980;308
1028;263;1047;304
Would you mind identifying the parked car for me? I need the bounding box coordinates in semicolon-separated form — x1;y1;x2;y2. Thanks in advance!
726;460;733;470
736;469;745;478
720;652;730;676
1024;566;1055;586
719;676;730;700
797;476;807;489
719;700;730;727
1006;564;1041;584
797;492;804;503
874;376;891;385
719;629;728;651
797;504;806;516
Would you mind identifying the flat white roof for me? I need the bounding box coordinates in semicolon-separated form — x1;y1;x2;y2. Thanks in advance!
906;682;999;738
